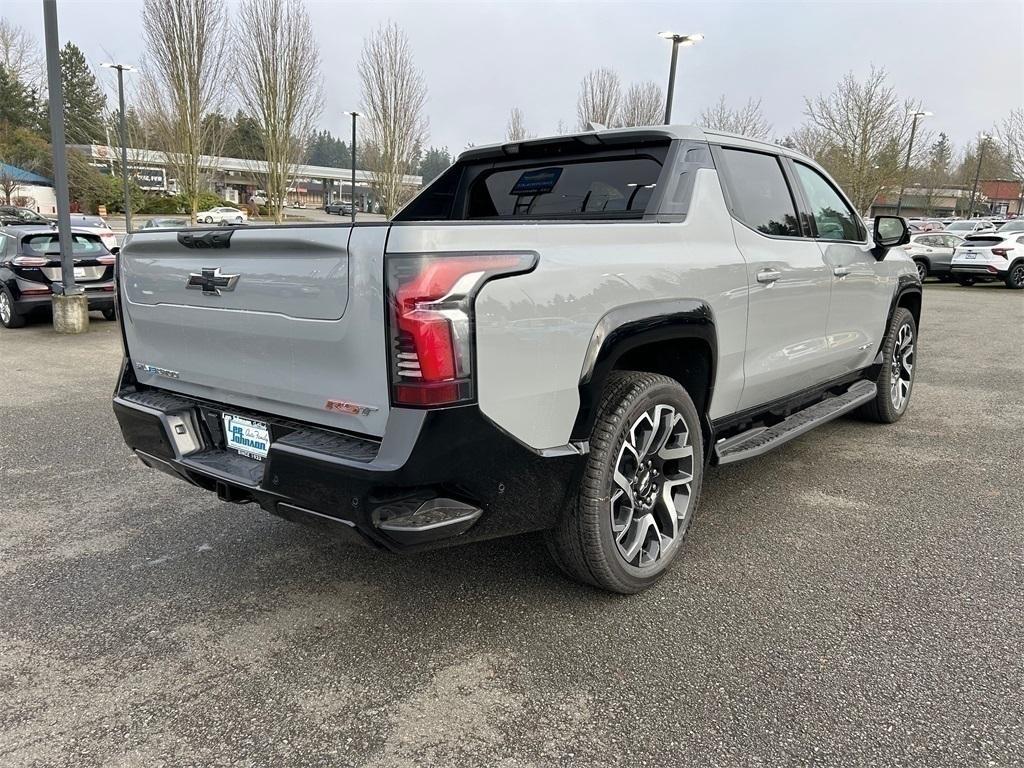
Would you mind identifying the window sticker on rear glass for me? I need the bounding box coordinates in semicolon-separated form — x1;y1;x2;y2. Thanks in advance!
511;167;563;196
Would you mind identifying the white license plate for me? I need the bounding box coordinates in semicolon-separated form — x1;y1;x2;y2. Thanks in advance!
222;414;270;460
74;267;85;278
960;250;977;259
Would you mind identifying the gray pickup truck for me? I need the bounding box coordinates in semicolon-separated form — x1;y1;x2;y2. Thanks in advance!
113;125;921;593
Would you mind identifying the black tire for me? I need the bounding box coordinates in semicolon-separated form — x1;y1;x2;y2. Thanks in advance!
545;371;704;594
857;307;917;424
102;307;117;321
1005;261;1024;289
914;260;928;282
956;275;976;286
0;285;26;328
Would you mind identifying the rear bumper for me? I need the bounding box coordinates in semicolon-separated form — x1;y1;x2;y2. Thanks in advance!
951;262;1007;277
112;360;583;552
15;285;115;313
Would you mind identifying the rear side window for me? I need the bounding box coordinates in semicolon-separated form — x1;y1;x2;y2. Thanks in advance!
467;157;663;219
794;163;862;241
719;148;801;237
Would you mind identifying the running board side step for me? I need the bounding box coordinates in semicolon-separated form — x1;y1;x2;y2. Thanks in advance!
714;380;877;465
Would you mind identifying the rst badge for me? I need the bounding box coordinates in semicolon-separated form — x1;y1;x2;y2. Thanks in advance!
135;362;180;379
325;400;379;417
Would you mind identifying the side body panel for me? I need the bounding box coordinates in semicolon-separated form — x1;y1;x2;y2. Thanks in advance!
386;168;748;451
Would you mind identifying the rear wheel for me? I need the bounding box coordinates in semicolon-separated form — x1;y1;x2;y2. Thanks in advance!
956;275;976;286
858;307;916;424
0;286;26;329
914;260;928;282
102;307;117;321
1006;262;1024;289
545;371;703;594
204;215;214;224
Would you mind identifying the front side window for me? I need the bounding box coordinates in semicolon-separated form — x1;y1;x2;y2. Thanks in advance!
794;163;862;241
719;148;801;237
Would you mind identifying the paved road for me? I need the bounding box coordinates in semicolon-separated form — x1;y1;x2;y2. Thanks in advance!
1;283;1022;767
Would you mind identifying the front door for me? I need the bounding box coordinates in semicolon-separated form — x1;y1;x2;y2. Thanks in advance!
790;160;891;376
714;146;833;410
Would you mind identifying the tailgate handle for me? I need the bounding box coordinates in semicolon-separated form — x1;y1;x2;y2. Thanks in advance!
177;229;234;249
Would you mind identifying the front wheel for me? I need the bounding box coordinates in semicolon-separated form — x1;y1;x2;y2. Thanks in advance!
545;371;703;594
234;216;243;224
1005;262;1024;289
956;275;976;286
102;307;117;321
204;216;214;224
858;307;917;424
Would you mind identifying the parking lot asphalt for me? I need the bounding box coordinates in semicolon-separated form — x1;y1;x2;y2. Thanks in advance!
1;282;1022;767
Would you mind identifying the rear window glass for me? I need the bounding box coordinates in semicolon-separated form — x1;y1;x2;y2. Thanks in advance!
467;156;663;219
719;148;801;237
23;233;105;256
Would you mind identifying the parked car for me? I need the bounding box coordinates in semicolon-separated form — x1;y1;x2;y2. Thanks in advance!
0;226;117;328
324;201;354;215
950;233;1024;288
903;232;964;281
907;219;944;233
996;219;1024;234
140;217;191;230
66;214;119;253
196;206;247;225
111;125;921;594
944;219;996;238
0;206;51;226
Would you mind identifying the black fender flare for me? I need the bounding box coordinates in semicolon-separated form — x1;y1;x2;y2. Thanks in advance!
877;274;923;358
570;298;718;442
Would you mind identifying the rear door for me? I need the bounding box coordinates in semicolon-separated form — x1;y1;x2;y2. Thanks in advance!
120;224;392;437
789;159;890;377
713;145;833;409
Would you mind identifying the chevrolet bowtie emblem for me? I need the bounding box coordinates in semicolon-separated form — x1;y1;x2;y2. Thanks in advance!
186;267;239;295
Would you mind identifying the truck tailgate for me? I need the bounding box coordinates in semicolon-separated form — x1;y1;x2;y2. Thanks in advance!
120;225;391;437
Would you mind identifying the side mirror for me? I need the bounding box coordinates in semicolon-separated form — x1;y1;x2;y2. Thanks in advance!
872;215;910;260
110;246;121;256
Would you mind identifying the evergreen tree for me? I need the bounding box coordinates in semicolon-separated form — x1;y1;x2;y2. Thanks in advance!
55;43;107;144
417;146;452;184
224;111;265;159
0;65;38;131
929;133;953;176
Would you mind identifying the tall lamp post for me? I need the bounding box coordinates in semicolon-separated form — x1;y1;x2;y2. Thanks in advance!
658;31;703;125
101;62;135;231
895;109;931;217
967;134;992;218
344;111;361;223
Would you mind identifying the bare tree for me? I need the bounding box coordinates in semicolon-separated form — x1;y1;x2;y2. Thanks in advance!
358;22;428;217
576;68;621;129
235;0;322;223
138;0;230;221
0;162;23;205
0;18;42;89
618;81;663;127
699;96;772;140
506;107;528;142
799;67;924;214
996;109;1024;185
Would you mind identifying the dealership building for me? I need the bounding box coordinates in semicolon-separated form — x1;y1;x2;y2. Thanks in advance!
70;144;422;210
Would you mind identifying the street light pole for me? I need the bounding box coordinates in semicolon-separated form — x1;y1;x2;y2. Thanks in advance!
102;63;135;231
896;110;931;217
345;111;361;223
967;135;991;218
658;32;703;124
42;0;87;333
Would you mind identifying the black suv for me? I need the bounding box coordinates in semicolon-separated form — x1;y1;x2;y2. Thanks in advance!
0;226;117;328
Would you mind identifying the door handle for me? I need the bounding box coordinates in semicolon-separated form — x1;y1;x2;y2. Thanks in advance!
833;266;851;277
756;268;781;284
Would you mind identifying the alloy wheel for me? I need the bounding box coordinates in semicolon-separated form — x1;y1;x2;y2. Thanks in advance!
1011;263;1024;288
610;404;694;569
0;291;10;324
916;262;927;281
889;323;915;411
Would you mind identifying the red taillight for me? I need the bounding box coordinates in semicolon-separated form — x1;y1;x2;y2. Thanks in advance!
12;256;49;267
386;252;537;407
21;287;51;296
992;247;1012;258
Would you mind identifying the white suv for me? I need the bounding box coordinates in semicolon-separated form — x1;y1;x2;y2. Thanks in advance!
951;233;1024;288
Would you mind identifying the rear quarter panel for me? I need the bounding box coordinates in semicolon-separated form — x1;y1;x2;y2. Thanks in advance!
387;168;748;451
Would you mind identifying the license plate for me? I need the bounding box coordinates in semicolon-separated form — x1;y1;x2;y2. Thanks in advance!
74;267;85;278
222;414;270;460
960;250;977;258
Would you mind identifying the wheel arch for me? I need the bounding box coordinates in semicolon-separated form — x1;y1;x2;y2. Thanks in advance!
571;299;717;446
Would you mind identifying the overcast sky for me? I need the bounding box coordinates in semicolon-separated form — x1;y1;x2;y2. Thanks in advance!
6;0;1022;155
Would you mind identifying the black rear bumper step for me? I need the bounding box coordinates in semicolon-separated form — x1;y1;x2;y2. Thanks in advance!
714;380;876;465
